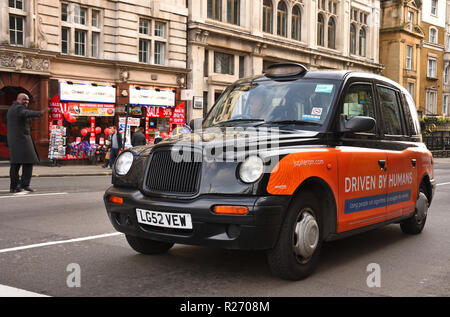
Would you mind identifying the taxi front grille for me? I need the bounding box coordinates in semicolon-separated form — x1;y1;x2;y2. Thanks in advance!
144;149;202;195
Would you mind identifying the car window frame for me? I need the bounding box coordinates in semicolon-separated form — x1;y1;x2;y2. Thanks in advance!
375;83;408;138
334;79;381;138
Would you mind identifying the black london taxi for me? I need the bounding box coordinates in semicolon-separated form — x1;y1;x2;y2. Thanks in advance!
104;63;435;280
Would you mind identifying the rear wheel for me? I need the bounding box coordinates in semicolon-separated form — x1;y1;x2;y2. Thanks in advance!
400;189;428;235
267;191;323;280
125;234;174;255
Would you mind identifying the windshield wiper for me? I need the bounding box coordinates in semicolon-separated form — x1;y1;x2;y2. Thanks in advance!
212;119;265;126
255;120;322;127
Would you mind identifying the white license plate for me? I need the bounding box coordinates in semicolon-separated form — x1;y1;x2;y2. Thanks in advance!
136;209;193;230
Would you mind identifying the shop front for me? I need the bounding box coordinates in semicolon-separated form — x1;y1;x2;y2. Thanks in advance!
48;81;116;162
125;86;186;147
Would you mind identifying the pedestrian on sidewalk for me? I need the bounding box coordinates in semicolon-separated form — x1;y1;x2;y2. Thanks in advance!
6;93;47;193
108;126;122;169
131;126;146;146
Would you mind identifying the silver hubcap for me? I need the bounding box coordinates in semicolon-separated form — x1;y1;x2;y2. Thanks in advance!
293;209;319;261
415;192;428;224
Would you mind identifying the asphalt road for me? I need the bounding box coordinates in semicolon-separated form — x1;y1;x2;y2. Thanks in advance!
0;165;449;298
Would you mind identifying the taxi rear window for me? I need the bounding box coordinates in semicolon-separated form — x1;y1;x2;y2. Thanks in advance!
204;79;339;129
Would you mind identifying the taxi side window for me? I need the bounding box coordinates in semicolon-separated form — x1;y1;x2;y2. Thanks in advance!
342;83;376;133
378;86;405;136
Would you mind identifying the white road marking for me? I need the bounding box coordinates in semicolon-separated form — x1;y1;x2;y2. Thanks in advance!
0;232;124;254
0;192;69;199
0;284;50;297
437;182;450;187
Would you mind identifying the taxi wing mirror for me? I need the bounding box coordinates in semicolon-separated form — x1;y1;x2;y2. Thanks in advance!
339;115;376;133
189;118;203;131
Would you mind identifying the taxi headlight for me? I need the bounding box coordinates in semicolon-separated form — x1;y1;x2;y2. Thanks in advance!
115;151;134;176
239;156;264;183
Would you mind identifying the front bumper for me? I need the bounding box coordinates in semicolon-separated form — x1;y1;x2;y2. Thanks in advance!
104;186;290;250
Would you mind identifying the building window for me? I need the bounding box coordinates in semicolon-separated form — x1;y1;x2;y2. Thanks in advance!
263;0;273;34
139;39;149;63
214;52;234;75
359;28;366;57
444;95;449;116
407;11;414;31
139;19;150;35
291;5;301;41
444;65;449;84
350;24;356;54
408;83;415;97
8;0;23;9
155;22;165;37
431;0;438;16
317;14;324;46
61;27;69;54
239;55;245;78
406;46;413;70
138;19;167;65
277;1;287;37
429;28;438;43
208;0;222;21
227;0;240;25
427;58;437;78
154;42;165;65
91;32;99;58
74;30;86;56
92;10;100;28
328;17;336;49
9;15;24;46
61;3;69;22
426;89;437;115
74;5;87;25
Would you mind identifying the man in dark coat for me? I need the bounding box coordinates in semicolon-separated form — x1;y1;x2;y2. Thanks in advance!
7;93;46;193
131;126;146;146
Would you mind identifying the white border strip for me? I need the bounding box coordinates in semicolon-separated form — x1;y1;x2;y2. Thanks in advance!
0;285;50;297
437;182;450;186
0;232;123;254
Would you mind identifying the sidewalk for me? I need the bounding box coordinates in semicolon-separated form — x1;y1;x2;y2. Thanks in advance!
0;161;112;178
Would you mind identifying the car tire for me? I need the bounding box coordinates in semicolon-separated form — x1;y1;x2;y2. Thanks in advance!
400;189;428;235
266;191;323;280
125;234;174;255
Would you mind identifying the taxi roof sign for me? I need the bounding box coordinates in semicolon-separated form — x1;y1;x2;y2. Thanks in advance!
265;63;308;78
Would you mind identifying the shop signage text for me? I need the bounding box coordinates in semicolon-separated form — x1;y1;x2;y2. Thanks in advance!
60;82;116;104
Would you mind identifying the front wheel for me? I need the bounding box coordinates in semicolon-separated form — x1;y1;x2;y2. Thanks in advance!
125;234;174;255
267;192;323;280
400;190;428;235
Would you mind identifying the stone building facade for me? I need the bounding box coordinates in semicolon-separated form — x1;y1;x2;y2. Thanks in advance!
0;0;189;160
187;0;383;119
379;0;423;107
444;0;450;116
419;0;446;116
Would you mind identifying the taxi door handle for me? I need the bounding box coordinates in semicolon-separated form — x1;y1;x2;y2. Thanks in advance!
411;159;417;168
378;160;387;171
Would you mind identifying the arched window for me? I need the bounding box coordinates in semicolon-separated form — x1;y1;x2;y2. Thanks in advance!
263;0;273;34
350;24;356;54
359;27;366;57
328;17;336;49
277;1;287;37
317;14;324;46
292;5;301;41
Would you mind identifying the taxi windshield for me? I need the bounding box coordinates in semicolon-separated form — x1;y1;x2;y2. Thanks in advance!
203;79;339;129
